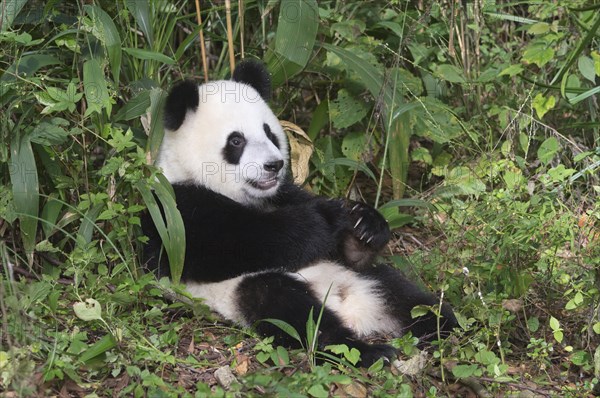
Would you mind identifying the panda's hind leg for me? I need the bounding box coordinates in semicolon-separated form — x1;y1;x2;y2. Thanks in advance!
364;264;458;343
236;271;396;366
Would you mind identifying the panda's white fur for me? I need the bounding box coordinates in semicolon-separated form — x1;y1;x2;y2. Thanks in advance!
142;59;457;366
157;81;288;206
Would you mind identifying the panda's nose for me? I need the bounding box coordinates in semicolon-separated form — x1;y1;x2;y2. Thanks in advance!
264;160;284;172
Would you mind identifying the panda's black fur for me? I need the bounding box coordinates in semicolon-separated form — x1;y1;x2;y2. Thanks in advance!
142;59;457;366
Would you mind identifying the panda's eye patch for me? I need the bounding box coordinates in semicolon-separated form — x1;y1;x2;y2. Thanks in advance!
223;132;246;165
227;132;246;147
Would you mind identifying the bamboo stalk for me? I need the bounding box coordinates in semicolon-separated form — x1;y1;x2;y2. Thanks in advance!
194;0;209;82
239;0;245;59
225;0;235;72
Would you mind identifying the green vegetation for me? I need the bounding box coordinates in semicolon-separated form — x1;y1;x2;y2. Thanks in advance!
1;0;599;396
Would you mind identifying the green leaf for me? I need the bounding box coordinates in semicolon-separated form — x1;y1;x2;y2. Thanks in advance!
324;158;376;181
452;364;479;379
77;203;103;245
0;0;28;32
79;334;117;363
549;316;560;331
436;64;466;83
527;317;540;332
73;298;102;321
114;90;151;121
330;90;369;129
499;64;524;77
125;0;153;47
307;384;328;398
578;56;596;83
527;22;549;35
554;330;564;343
593;322;600;334
83;59;111;116
30;120;72;146
261;319;302;345
1;54;61;104
266;0;319;87
592;51;600;76
379;198;434;210
307;100;328;141
537;137;559;165
84;4;122;83
341;132;369;162
522;43;554;68
9;135;39;264
410;305;431;318
123;48;175;65
137;175;185;284
146;88;167;163
550;15;600;85
532;93;555;119
568;85;600;105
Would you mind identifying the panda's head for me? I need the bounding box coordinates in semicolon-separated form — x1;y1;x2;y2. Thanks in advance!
156;60;288;206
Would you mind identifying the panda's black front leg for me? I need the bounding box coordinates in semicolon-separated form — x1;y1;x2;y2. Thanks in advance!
340;201;391;270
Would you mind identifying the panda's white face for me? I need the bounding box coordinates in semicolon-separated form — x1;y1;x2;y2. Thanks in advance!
156;80;288;206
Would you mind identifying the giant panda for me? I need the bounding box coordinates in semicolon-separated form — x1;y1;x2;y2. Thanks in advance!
142;59;457;366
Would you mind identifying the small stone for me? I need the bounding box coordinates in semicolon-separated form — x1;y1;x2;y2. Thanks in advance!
214;366;237;390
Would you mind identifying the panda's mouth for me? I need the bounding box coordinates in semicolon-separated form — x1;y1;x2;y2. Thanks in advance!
248;176;278;191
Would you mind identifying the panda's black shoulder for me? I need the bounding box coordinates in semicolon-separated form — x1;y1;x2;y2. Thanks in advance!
171;183;231;212
164;81;199;131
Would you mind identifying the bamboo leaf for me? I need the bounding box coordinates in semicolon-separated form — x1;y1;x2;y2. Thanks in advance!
77;203;103;245
125;0;153;47
114;90;151;121
568;85;600;105
261;319;302;345
79;334;117;363
266;0;319;87
146;88;167;163
84;4;122;83
0;0;28;31
550;14;600;85
9;136;39;264
137;175;185;284
83;59;111;117
123;48;175;65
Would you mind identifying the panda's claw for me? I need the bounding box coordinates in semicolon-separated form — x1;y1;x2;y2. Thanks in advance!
366;236;374;244
350;203;360;213
353;217;363;229
360;232;367;241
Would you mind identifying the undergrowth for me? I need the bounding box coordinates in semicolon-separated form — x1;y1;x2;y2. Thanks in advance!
1;0;599;397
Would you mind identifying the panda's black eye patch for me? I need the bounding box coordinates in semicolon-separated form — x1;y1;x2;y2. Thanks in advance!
223;132;246;165
264;124;280;149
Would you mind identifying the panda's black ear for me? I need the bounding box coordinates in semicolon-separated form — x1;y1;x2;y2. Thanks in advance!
232;59;271;101
164;80;199;131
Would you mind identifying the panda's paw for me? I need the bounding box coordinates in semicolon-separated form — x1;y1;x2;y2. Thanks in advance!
345;201;391;251
355;342;397;368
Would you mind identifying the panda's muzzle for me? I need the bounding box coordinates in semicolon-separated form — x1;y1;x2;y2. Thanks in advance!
264;160;284;173
248;160;283;191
